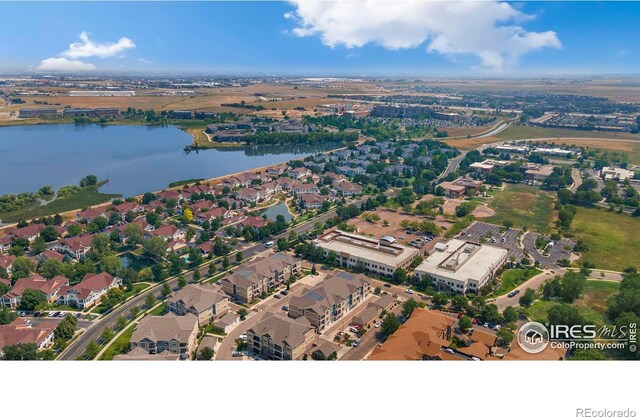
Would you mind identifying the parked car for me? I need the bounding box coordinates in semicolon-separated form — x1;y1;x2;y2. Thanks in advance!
47;311;56;317
274;294;281;299
231;351;243;357
374;322;381;328
383;283;392;288
494;324;502;331
353;340;361;347
405;289;414;294
282;305;289;311
280;290;288;296
349;326;359;333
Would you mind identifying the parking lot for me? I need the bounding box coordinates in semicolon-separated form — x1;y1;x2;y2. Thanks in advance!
458;221;524;260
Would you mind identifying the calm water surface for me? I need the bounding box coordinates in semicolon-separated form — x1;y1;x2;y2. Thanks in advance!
0;124;329;197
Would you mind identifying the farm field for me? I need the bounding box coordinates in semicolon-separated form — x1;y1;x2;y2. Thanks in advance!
571;207;640;271
485;184;555;233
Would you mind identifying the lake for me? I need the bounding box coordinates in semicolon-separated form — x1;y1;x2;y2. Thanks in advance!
0;124;331;197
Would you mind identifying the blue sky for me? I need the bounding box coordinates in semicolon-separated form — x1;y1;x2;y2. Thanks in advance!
0;1;638;76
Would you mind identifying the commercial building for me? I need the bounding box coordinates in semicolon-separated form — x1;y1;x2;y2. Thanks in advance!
288;271;371;331
18;108;58;118
600;166;634;182
246;313;316;360
413;240;508;294
312;230;420;278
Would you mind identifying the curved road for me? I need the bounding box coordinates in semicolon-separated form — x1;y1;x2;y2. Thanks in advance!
58;198;369;360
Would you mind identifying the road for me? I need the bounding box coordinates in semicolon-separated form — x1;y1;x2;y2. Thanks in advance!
59;197;369;360
475;122;510;138
492;270;555;310
439;152;467;180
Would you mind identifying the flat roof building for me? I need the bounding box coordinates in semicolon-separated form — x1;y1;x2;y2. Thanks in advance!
313;230;420;278
601;166;634;181
413;239;508;294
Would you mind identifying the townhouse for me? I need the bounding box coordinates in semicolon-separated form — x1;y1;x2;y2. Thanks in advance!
149;224;185;241
1;274;68;309
10;223;45;242
56;234;94;260
0;318;58;354
57;272;121;309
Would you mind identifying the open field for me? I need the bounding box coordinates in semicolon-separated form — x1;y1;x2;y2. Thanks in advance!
574;280;620;314
485;184;555;233
536;138;640;165
495;124;640;141
494;268;542;296
0;182;120;224
571;207;640;271
347;207;452;241
442;136;509;150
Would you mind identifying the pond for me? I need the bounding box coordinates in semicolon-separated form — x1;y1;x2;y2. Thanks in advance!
0;123;333;197
262;201;293;222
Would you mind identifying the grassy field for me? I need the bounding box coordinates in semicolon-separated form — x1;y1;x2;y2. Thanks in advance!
99;325;136;361
0;181;120;223
495;124;640;141
571;207;640;271
168;178;205;188
526;280;620;326
574;280;620;314
485;184;555;233
495;268;542;296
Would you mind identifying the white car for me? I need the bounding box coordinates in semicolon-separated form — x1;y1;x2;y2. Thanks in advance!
239;334;248;341
405;289;414;294
374;322;381;328
47;311;56;317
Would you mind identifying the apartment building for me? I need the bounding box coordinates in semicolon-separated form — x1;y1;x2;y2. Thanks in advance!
129;313;199;357
246;313;315;360
167;284;229;326
288;271;372;331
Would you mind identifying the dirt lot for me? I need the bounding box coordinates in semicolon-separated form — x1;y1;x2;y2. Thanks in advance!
472;204;496;218
347;208;452;242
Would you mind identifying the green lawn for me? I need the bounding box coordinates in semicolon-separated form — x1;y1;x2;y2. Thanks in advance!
486;184;555;233
494;268;542;296
91;283;150;314
495;124;640;141
149;302;167;316
526;280;620;326
571;207;640;271
99;325;136;361
0;181;120;223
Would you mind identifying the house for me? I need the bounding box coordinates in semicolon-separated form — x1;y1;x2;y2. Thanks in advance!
0;255;16;274
157;189;182;202
334;182;362;196
76;207;107;223
1;275;69;309
167;284;230;326
312;341;340;360
38;250;65;262
129;313;199;357
10;223;45;242
235;188;261;203
0;318;58;354
276;177;296;191
0;236;12;254
150;224;185;241
299;194;327;210
237;216;270;231
57;272;121;309
190;200;216;212
110;201;142;220
57;234;94;260
291;182;319;195
213;312;240;334
246;313;315;360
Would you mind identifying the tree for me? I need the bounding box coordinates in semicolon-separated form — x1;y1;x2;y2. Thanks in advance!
496;327;514;348
161;282;172;298
40;225;59;242
238;308;248;321
561;271;586;303
30;237;46;255
222;255;230;269
381;313;400;336
123;223;144;245
100;327;114;343
143;237;168;259
432;293;449;309
91;234;112;258
548;304;583;327
145;293;156;309
458;315;473;333
54;314;78;343
519;288;536;307
200;346;214;360
0;306;17;325
183;207;194;223
82;340;101;360
311;264;317;275
67;223;82;237
19;289;46;311
142;192;157;205
193;268;201;282
100;255;122;276
186;227;196;242
178;275;187;288
2;343;39;360
392;268;407;284
235;251;243;263
480;304;502;324
503;306;518;323
79;174;97;187
38;258;63;279
130;305;141;318
11;257;35;279
402;299;419;318
208;263;217;277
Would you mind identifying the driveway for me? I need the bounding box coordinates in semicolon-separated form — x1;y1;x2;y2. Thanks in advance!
522;232;572;272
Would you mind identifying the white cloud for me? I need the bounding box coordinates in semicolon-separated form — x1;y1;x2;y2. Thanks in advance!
62;31;135;59
286;0;561;71
36;57;97;72
36;31;135;72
